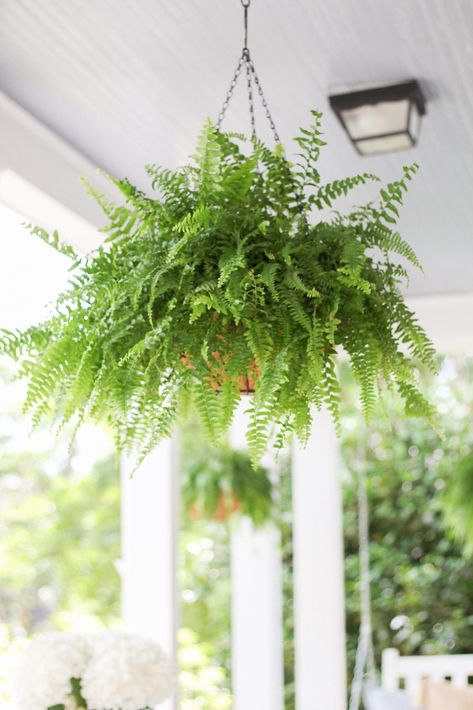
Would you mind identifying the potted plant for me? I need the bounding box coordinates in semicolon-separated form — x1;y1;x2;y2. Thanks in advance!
1;112;436;467
183;447;273;525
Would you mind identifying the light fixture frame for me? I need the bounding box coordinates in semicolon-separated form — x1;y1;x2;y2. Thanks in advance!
329;80;426;156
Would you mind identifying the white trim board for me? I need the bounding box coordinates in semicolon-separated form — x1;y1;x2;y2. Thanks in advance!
0;90;112;253
408;293;473;355
0;169;100;254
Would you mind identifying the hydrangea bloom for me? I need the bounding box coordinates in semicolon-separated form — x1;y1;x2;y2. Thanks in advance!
81;631;175;710
11;632;90;710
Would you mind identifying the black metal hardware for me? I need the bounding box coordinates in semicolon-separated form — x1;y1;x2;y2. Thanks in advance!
216;0;280;142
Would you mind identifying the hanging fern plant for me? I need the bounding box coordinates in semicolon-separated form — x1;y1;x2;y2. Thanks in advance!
0;111;436;467
183;447;274;525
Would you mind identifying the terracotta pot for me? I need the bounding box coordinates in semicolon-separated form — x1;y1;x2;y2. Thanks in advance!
189;494;240;522
181;351;259;395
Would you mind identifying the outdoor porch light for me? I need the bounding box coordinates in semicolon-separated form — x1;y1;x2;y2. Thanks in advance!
329;80;426;156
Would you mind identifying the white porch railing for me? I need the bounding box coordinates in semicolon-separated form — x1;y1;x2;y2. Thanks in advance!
382;648;473;701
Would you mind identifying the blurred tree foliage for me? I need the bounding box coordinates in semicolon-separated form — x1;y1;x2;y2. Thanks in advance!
178;627;232;710
179;520;232;681
0;371;121;643
0;364;121;704
0;452;120;633
342;357;473;677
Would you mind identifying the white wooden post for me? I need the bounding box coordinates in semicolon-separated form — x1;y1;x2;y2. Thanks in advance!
230;401;285;710
292;409;347;710
121;437;179;710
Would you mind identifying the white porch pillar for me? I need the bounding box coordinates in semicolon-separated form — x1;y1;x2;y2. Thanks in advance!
121;437;179;710
292;409;347;710
230;401;285;710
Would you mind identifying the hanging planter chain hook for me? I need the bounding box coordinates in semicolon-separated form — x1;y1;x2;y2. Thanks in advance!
216;0;280;142
242;0;250;51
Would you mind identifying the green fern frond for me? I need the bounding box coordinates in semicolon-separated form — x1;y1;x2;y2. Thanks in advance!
193;119;222;195
194;381;225;446
4;112;435;467
26;225;78;260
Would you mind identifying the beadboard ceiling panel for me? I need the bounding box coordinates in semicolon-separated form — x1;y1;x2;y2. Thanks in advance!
1;0;473;295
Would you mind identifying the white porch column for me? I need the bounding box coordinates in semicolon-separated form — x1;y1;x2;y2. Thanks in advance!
230;401;285;710
121;437;179;710
292;409;347;710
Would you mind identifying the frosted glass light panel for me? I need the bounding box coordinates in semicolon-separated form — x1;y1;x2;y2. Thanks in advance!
329;81;426;156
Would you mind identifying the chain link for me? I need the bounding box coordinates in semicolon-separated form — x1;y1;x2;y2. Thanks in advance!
216;0;280;143
245;56;256;137
216;52;246;131
248;58;280;143
243;0;249;49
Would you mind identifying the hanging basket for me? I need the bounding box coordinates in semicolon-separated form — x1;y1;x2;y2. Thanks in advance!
181;351;259;395
208;352;259;395
0;1;437;469
182;448;273;526
189;493;241;523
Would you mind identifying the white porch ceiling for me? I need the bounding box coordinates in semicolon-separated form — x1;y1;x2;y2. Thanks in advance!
1;0;473;296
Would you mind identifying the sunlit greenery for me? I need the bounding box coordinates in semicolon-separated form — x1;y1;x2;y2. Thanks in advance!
343;357;473;674
2;358;473;708
179;521;232;684
0;365;120;705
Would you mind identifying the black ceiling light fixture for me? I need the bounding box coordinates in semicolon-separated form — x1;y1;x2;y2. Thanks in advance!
329;80;426;156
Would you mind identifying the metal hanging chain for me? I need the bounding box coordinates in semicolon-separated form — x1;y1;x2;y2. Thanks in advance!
242;0;250;50
216;52;247;131
216;0;280;143
245;58;256;137
247;57;280;143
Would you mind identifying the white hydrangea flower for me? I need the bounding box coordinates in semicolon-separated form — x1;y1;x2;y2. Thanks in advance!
11;632;90;710
81;631;175;710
